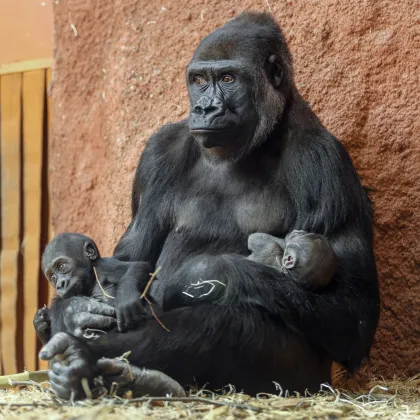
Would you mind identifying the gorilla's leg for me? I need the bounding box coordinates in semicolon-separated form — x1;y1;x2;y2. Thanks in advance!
41;254;332;399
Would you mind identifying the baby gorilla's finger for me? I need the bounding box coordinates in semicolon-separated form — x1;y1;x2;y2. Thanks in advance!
39;332;73;360
96;358;125;376
74;313;116;330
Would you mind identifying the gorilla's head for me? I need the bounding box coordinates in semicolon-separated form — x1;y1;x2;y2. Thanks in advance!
187;12;294;160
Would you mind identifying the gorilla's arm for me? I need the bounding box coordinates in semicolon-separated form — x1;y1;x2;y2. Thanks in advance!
112;132;173;265
159;229;378;372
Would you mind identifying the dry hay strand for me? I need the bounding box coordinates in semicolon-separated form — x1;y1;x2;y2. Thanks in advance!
0;376;419;419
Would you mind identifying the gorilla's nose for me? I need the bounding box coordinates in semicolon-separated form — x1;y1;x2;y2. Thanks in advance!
56;278;68;291
193;96;226;118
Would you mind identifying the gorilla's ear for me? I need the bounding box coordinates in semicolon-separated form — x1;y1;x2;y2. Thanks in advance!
266;55;283;88
84;241;98;261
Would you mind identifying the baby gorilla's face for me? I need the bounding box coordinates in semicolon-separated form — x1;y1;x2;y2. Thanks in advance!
41;233;100;298
44;256;92;298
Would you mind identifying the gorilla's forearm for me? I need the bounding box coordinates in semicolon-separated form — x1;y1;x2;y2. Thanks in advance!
152;241;377;372
112;215;166;266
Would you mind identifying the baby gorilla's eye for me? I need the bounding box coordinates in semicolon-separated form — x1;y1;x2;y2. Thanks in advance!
221;74;235;83
50;274;57;282
193;75;206;85
58;263;66;272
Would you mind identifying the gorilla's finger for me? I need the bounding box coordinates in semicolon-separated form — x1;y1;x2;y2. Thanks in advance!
85;300;116;317
50;360;68;375
48;370;68;387
116;311;128;333
74;313;116;330
96;358;125;376
49;381;71;400
39;332;73;360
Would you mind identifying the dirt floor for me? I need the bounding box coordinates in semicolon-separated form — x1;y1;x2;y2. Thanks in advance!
0;377;419;420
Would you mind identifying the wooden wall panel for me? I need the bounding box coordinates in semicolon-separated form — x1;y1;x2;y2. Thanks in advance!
0;66;52;374
22;70;45;371
0;73;22;374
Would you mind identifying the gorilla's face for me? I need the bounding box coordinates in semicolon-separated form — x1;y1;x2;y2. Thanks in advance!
187;59;259;157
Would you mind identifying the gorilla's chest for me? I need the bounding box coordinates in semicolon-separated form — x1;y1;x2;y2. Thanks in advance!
174;186;289;238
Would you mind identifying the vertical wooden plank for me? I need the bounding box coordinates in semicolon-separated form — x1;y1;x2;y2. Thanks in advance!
46;68;55;305
0;73;22;374
0;76;2;376
38;68;53;371
22;70;45;372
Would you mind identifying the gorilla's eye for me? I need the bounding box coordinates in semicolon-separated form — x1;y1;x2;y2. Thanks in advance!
58;263;66;273
193;75;206;85
50;274;57;283
221;74;235;83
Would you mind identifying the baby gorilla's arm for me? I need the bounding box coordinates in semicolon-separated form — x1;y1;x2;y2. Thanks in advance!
247;232;285;267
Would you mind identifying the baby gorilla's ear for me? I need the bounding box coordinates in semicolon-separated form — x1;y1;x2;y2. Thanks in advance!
84;241;99;260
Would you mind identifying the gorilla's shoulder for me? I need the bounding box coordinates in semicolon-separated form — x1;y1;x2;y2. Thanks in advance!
147;120;192;153
137;119;197;180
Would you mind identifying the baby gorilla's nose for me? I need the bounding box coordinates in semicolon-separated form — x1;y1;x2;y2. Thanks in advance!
56;278;69;291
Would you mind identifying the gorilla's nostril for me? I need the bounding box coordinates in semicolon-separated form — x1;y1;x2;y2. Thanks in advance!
193;106;204;115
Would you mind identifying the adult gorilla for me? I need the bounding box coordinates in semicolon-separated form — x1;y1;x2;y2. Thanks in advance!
40;12;380;398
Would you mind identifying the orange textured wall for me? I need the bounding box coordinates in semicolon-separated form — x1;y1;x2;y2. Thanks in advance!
0;0;52;64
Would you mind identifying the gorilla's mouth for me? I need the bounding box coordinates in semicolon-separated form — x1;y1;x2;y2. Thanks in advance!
190;128;229;133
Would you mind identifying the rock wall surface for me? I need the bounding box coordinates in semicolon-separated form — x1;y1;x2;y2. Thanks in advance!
50;0;419;377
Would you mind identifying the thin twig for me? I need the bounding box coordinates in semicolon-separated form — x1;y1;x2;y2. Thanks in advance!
116;351;134;381
6;381;49;393
144;295;170;332
140;266;161;299
93;267;115;301
0;402;51;407
138;266;170;331
81;378;93;399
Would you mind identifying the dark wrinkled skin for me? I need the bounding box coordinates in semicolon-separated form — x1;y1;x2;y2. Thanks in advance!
39;12;379;400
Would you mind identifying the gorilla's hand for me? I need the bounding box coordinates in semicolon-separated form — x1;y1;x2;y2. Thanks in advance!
33;307;51;345
59;297;117;339
97;358;186;397
115;262;152;332
39;332;96;400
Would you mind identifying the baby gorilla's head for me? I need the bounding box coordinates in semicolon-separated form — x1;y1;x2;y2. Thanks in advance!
42;233;100;298
282;230;336;288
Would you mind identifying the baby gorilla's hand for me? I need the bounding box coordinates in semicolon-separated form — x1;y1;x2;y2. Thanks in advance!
115;262;152;332
33;307;51;345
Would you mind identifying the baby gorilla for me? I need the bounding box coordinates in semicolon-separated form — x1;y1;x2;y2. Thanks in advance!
34;232;153;344
247;230;336;289
34;233;185;398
